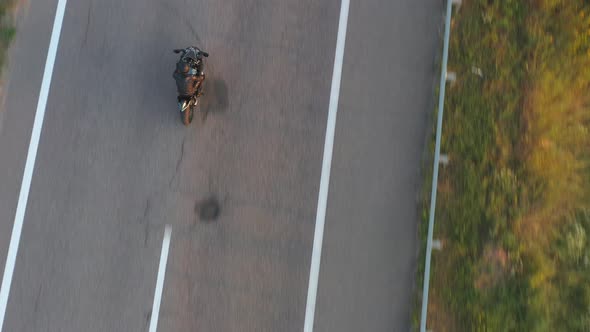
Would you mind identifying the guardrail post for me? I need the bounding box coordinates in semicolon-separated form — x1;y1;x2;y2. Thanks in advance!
432;239;443;250
445;71;456;83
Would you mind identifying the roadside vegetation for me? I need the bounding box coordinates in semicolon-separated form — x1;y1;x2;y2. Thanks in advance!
415;0;590;331
0;0;16;74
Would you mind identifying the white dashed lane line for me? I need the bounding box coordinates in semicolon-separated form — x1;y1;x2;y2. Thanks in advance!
148;225;172;332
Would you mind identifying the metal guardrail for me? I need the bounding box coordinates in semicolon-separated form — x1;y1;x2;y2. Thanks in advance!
419;0;456;331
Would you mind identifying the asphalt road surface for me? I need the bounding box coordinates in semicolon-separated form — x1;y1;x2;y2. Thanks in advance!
0;0;441;331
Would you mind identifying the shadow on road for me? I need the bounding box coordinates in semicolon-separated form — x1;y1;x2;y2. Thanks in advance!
202;78;228;114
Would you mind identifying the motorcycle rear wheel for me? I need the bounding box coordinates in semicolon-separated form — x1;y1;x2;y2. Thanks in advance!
181;103;194;126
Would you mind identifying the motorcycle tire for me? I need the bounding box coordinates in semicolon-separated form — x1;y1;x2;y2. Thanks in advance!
181;105;194;126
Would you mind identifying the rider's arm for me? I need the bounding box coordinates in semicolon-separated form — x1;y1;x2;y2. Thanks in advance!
192;75;202;88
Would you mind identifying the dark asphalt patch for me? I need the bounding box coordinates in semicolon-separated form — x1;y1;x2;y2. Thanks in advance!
195;196;220;222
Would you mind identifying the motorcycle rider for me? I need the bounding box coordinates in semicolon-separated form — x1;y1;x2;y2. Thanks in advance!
173;46;207;101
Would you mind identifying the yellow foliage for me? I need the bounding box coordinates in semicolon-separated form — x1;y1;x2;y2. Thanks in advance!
520;11;590;224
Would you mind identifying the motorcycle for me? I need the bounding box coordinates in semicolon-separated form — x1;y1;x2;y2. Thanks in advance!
173;46;209;125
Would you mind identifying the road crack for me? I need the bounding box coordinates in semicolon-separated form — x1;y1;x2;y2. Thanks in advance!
83;0;93;46
140;198;152;246
169;136;187;189
33;283;43;315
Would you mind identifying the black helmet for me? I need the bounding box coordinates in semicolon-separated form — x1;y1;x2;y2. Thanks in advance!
185;48;200;62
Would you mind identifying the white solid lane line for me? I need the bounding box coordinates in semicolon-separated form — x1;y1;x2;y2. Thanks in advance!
149;225;172;332
303;0;351;331
0;0;68;330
